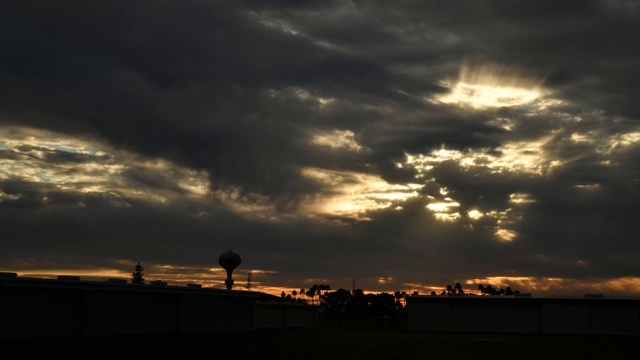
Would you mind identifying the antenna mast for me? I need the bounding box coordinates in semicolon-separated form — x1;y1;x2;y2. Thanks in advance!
246;271;252;290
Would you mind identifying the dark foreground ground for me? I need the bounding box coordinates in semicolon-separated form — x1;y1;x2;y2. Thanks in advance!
2;327;637;359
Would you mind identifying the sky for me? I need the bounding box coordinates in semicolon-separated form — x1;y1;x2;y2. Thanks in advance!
2;0;640;298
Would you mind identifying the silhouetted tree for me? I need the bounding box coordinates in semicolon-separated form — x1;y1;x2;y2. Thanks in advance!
309;284;331;304
322;288;352;323
304;289;313;304
304;287;409;327
477;284;520;296
505;286;514;295
454;282;464;294
131;262;145;284
319;284;331;297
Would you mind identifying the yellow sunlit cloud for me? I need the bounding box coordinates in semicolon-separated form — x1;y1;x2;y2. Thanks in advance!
403;140;554;226
571;129;640;155
467;209;483;219
426;200;460;212
425;198;462;222
432;61;547;109
310;129;362;151
0;125;212;206
391;275;640;298
403;137;560;177
438;83;541;108
598;131;640;155
434;212;461;222
495;228;517;242
469;276;640;297
509;193;536;204
300;167;422;220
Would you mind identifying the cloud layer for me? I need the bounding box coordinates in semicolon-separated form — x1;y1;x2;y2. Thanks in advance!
2;0;640;296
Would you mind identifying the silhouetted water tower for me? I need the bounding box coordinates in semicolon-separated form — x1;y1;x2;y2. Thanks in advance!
218;250;241;290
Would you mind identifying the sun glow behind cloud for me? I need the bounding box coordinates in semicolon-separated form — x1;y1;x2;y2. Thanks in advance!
426;199;461;222
300;167;422;220
399;138;548;235
433;62;546;109
403;139;560;177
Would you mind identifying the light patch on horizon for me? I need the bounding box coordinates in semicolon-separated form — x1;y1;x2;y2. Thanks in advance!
469;276;551;294
472;275;640;297
6;264;290;295
300;167;423;220
13;268;128;280
433;62;547;109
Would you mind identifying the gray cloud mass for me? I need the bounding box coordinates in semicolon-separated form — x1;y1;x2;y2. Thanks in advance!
1;0;640;297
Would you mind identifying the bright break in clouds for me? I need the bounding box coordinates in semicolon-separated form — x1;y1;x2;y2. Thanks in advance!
2;1;640;297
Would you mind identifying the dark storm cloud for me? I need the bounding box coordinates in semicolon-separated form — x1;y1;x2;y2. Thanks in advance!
2;0;640;296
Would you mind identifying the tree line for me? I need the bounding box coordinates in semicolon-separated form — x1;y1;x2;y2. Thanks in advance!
432;282;520;296
281;282;522;327
130;263;520;326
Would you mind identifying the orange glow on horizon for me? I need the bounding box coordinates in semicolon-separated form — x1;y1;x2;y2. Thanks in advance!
6;268;640;299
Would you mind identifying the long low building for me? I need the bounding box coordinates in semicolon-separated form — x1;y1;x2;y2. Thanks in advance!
5;271;640;339
406;293;640;336
0;272;318;339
